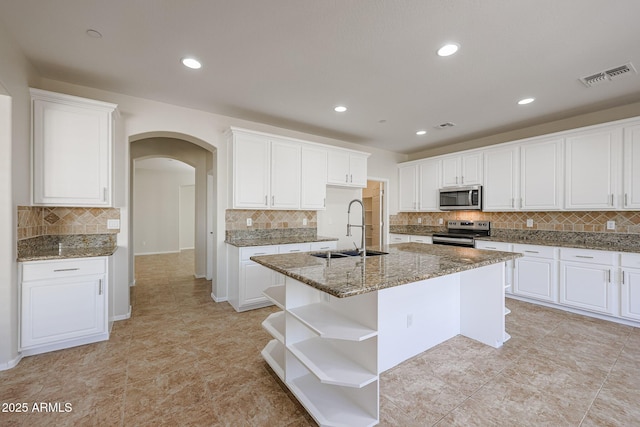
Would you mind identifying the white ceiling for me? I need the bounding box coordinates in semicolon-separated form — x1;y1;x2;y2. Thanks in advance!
1;0;639;155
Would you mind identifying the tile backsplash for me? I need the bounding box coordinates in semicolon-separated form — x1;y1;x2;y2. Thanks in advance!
225;209;317;231
18;206;121;240
390;211;640;234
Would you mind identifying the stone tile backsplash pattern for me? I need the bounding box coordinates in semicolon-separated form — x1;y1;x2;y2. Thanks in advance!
18;206;120;240
225;209;317;230
390;211;640;234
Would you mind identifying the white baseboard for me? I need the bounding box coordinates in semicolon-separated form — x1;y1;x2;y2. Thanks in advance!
20;332;109;357
111;305;132;321
180;247;195;251
0;354;23;371
211;292;227;303
134;250;180;256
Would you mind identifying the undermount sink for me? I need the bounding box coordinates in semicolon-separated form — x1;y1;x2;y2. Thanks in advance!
310;249;388;259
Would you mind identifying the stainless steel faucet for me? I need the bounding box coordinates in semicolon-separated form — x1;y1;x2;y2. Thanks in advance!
346;198;366;257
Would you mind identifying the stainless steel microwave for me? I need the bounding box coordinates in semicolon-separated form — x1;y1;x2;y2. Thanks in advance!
438;185;482;210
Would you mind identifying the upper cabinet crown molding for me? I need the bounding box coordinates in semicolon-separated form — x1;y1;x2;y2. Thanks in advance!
30;88;118;207
227;127;369;210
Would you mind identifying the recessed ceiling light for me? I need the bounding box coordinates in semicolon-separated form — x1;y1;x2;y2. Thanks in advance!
416;130;427;136
518;97;535;105
181;57;202;69
334;106;347;113
86;29;102;38
437;43;459;57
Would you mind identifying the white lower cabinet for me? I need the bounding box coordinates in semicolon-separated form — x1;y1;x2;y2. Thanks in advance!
512;244;558;303
559;248;617;315
228;241;337;312
621;253;640;321
262;277;379;427
389;233;432;244
20;257;110;355
389;233;410;244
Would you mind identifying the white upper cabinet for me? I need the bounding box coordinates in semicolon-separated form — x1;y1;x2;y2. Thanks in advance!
270;140;301;209
327;150;369;187
565;126;622;210
398;159;440;212
232;132;271;209
229;127;368;209
441;152;482;187
232;133;300;210
520;137;563;210
483;146;519;211
31;89;117;206
623;124;640;209
300;146;327;210
398;163;419;211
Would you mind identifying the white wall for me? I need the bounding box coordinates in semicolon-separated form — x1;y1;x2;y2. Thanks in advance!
0;21;39;369
179;185;195;250
133;167;195;255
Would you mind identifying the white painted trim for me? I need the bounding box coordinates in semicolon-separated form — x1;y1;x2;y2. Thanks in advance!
20;332;109;357
0;354;23;371
111;305;132;321
134;250;180;256
211;292;227;303
180;247;195;251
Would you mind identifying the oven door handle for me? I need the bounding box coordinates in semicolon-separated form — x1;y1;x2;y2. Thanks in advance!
433;236;474;246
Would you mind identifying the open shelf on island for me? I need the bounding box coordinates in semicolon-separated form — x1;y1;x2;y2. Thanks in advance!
263;285;285;309
262;311;285;343
261;339;285;381
288;373;378;427
288;337;377;388
288;303;377;341
503;332;511;342
504;307;511;316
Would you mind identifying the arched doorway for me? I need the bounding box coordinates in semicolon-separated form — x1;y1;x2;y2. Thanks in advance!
129;134;216;290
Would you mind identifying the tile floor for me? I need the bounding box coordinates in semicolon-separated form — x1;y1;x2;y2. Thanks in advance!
1;250;639;426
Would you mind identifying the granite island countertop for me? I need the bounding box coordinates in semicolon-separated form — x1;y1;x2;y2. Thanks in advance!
251;242;521;298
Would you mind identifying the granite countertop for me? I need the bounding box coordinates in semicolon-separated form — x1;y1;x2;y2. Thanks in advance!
251;242;521;298
476;230;640;254
225;235;338;247
389;225;443;236
17;234;118;262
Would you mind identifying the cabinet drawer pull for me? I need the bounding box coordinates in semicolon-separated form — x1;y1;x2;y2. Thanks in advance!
524;250;539;254
253;252;267;256
575;255;594;259
53;268;80;272
99;279;103;295
288;249;301;252
350;174;353;183
345;174;349;182
486;246;497;249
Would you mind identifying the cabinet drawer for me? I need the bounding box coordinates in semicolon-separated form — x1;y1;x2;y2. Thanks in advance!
389;234;410;243
621;252;640;268
22;257;106;281
240;246;278;261
512;244;556;259
560;248;616;265
409;235;432;244
279;243;311;254
475;241;512;251
310;241;338;251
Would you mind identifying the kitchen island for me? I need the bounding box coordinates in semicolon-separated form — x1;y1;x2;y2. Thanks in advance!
251;243;521;426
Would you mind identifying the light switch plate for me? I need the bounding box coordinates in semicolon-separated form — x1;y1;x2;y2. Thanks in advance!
607;220;616;230
303;218;308;226
107;219;120;229
526;219;533;228
418;218;422;224
246;218;252;227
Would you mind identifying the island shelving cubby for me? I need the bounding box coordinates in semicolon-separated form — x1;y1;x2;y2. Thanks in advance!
262;279;380;427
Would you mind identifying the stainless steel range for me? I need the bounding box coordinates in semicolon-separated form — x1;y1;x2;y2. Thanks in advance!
432;220;491;247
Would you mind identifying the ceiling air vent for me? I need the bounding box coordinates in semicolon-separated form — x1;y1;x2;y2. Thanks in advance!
436;122;456;129
580;62;637;87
